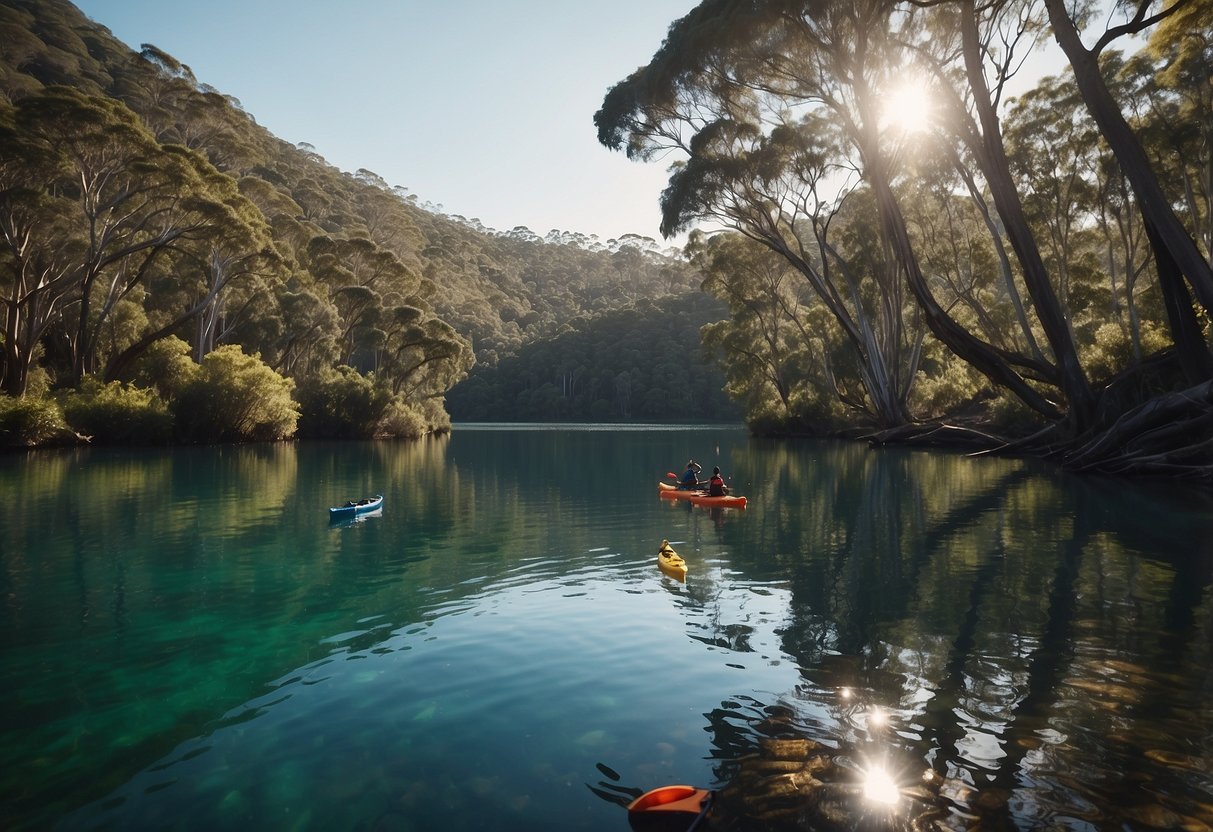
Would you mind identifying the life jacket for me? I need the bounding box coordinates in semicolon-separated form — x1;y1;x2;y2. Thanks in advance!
708;474;725;496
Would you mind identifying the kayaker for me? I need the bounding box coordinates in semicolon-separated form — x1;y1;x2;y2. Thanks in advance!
680;460;702;489
708;466;727;496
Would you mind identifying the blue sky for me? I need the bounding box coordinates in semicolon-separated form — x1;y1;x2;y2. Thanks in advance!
72;1;701;243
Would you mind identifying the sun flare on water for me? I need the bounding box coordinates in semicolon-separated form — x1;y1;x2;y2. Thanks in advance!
862;765;901;807
880;77;934;134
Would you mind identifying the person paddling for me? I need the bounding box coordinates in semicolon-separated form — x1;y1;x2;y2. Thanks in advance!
708;466;728;496
679;459;702;490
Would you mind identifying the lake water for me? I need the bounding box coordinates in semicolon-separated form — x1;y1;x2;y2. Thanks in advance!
2;425;1211;831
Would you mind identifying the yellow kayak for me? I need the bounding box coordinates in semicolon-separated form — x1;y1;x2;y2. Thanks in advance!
657;539;688;580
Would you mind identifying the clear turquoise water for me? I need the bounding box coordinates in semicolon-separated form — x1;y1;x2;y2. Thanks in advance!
1;426;1211;830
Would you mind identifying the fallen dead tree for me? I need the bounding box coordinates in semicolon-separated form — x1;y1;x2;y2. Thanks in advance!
1062;380;1213;478
860;362;1213;482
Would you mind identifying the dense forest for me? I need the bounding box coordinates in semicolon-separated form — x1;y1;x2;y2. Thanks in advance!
0;0;720;445
448;292;741;422
598;0;1213;477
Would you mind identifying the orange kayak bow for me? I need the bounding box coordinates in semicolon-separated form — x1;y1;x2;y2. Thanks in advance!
627;785;713;831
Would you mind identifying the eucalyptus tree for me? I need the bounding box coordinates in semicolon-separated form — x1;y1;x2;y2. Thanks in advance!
305;235;420;365
1042;0;1213;383
379;316;473;402
0;98;76;396
1091;140;1156;362
265;283;340;379
1006;58;1159;366
102;169;283;382
900;0;1102;427
692;230;845;428
0;86;250;391
110;44;198;146
1129;3;1212;265
597;0;1076;428
898;172;1013;352
351;168;427;257
597;2;927;428
1004;73;1101;310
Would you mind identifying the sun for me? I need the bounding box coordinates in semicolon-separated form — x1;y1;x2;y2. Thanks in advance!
880;78;935;134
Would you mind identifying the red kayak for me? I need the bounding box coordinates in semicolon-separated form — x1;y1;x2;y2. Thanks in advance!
628;785;713;831
658;481;747;508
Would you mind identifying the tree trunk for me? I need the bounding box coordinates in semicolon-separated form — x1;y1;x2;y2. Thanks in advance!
868;158;1063;420
951;151;1048;366
1143;217;1213;382
959;0;1096;428
1044;0;1213;317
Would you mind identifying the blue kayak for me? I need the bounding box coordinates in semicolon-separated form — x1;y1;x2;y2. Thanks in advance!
329;494;383;521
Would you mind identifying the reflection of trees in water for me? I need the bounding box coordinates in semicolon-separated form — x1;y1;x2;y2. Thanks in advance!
2;438;465;824
697;694;948;830
701;440;1213;829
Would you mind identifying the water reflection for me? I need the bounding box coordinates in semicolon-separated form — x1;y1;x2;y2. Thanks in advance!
686;442;1213;830
2;430;1211;830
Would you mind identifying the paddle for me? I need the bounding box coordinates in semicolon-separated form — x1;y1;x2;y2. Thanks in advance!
667;471;706;490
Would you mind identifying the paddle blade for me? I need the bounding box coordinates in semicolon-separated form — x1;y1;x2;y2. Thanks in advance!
667;472;678;479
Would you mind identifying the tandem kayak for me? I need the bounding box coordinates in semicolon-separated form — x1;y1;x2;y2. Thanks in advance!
658;540;688;580
658;481;747;509
329;494;383;521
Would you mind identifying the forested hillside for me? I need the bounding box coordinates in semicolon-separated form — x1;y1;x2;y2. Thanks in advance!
599;0;1213;477
447;292;741;422
0;0;719;445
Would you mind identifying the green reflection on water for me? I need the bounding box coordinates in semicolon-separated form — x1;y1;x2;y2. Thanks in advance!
1;429;1211;831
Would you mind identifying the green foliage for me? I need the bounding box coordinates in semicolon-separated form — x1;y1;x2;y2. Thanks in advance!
60;379;171;445
378;399;431;439
171;346;298;443
909;357;985;421
129;336;199;399
1082;320;1173;383
446;293;740;422
23;365;52;397
295;366;392;439
984;391;1047;437
0;394;69;447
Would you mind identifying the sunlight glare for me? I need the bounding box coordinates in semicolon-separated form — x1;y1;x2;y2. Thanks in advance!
881;79;934;134
862;765;901;807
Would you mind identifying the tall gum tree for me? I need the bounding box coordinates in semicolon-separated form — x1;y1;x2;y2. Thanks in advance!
597;0;1069;425
102;165;282;382
597;2;928;428
893;0;1097;426
948;0;1096;426
1042;0;1213;383
9;87;246;385
694;231;852;427
0;107;76;396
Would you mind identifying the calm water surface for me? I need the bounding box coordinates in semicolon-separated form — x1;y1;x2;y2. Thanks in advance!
1;426;1211;831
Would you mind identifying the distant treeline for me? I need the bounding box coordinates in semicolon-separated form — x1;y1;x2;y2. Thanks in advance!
447;293;741;422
